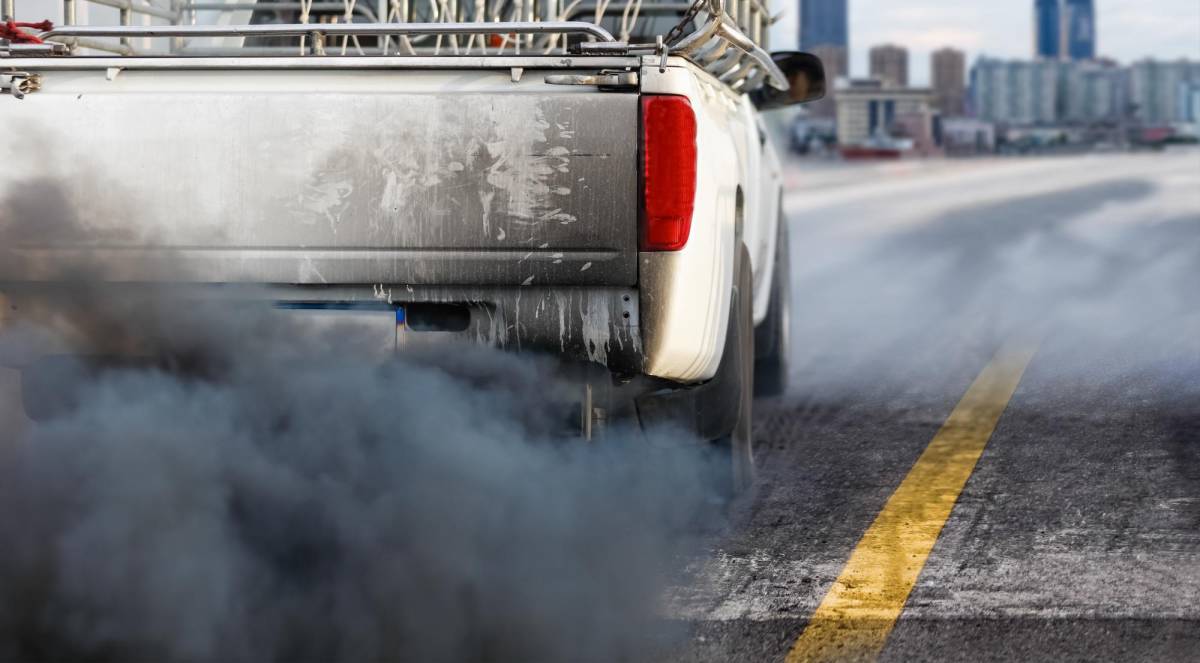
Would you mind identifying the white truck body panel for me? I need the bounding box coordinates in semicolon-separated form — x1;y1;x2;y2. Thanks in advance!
638;58;781;382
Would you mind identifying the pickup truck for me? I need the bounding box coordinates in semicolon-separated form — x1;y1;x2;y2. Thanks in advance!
0;0;824;491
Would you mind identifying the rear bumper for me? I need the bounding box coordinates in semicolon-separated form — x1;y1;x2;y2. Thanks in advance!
282;284;644;374
0;283;644;375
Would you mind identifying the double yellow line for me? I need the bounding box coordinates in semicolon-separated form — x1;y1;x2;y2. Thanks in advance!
786;342;1038;663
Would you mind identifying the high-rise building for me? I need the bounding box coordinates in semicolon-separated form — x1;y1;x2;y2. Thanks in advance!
808;45;848;85
1035;0;1061;59
1064;0;1096;60
931;48;967;116
1183;83;1200;124
806;44;848;117
971;58;1060;125
1061;61;1126;123
800;1;849;119
800;0;848;51
1130;59;1200;125
869;44;909;88
971;57;1132;126
1035;0;1096;61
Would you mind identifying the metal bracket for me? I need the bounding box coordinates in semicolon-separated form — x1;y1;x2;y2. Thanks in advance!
0;71;41;99
544;70;637;90
569;41;631;55
1;38;68;57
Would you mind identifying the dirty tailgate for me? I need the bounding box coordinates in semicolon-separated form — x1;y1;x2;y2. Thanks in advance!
0;68;639;287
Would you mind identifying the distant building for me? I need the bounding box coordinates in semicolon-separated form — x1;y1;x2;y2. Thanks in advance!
1130;59;1200;125
869;44;909;88
799;0;850;119
808;44;848;86
971;57;1138;127
1182;83;1200;124
800;0;848;51
941;118;997;156
806;44;848;117
931;48;967;116
1063;0;1096;61
971;58;1060;125
835;80;934;149
1035;0;1061;59
1035;0;1097;61
1061;60;1125;123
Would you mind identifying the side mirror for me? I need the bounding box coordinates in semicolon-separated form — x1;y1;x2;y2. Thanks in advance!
752;52;827;111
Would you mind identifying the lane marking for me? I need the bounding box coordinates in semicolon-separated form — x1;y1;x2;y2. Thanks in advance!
785;341;1038;663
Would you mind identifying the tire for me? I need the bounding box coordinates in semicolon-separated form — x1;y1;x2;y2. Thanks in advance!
712;245;756;498
754;216;791;397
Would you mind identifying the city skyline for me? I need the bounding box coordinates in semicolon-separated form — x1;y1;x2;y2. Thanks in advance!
771;0;1200;86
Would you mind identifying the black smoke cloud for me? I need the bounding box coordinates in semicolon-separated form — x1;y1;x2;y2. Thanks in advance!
0;179;715;662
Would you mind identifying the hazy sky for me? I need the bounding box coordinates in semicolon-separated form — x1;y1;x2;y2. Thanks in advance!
770;0;1200;85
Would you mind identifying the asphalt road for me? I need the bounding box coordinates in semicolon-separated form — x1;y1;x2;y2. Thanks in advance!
664;151;1200;662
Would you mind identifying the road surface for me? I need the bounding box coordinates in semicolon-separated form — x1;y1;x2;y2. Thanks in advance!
664;150;1200;662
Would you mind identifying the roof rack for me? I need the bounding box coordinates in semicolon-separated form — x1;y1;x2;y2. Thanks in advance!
2;0;786;91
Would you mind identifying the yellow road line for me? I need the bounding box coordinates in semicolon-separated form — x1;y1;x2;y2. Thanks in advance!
785;341;1038;663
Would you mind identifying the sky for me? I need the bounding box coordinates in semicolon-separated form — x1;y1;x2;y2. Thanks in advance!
769;0;1200;85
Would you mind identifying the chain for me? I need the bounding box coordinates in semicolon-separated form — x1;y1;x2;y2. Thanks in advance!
661;0;707;47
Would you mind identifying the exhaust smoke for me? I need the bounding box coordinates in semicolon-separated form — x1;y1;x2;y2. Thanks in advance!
0;179;715;662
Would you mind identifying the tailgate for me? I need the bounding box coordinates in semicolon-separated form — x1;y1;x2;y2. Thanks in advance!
0;65;639;286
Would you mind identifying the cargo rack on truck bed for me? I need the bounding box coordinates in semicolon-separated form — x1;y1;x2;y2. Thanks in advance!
1;0;787;91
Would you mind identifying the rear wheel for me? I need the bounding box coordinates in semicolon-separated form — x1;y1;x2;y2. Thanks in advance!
754;216;791;397
713;245;756;497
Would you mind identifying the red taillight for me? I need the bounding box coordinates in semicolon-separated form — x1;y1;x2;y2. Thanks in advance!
641;95;697;251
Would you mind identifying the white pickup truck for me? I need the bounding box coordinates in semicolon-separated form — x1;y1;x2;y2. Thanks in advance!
0;0;823;490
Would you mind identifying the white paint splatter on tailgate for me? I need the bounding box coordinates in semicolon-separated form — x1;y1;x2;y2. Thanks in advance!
295;98;578;244
301;175;354;234
485;107;567;221
578;292;613;365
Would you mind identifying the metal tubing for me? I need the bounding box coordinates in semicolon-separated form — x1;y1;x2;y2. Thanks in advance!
55;36;137;54
0;42;70;55
120;6;132;48
2;0;14;21
713;17;784;89
42;20;618;42
189;1;377;15
568;2;692;17
7;54;641;68
29;0;779;95
169;0;182;53
86;0;178;20
671;15;720;52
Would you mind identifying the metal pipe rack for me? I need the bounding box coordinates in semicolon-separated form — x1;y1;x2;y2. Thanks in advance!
3;0;787;92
